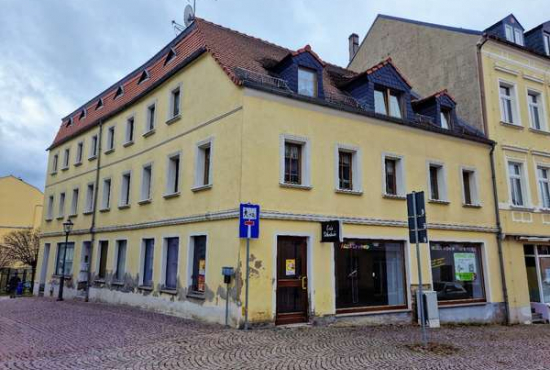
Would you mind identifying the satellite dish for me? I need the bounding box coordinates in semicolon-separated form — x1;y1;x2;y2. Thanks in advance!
184;5;195;27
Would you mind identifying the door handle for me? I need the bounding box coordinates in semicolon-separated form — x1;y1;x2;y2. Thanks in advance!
301;276;307;290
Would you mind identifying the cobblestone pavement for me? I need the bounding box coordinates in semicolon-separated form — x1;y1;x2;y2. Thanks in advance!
1;298;550;370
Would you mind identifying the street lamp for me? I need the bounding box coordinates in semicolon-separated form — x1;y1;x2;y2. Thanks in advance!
57;219;74;301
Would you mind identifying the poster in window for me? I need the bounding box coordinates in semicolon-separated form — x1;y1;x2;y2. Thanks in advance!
198;259;206;292
454;252;476;281
285;259;296;276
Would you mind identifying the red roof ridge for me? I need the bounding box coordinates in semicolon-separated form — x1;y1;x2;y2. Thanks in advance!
291;44;326;66
413;89;457;104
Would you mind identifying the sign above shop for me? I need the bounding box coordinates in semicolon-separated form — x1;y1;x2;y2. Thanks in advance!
321;220;342;243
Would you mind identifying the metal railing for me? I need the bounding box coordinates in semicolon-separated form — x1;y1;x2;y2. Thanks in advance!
234;68;291;91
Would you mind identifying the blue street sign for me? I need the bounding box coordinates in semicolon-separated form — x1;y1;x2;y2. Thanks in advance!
239;203;260;239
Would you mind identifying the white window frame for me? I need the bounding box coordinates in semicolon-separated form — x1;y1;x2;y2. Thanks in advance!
101;177;112;211
498;80;521;126
544;33;550;56
89;134;98;159
334;144;362;193
505;158;531;208
62;148;70;170
124;115;135;145
160;235;180;289
193;138;214;190
460;166;481;206
526;88;547;131
139;237;155;286
58;192;65;219
536;163;550;210
140;163;153;202
426;161;448;202
46;195;54;220
105;126;115;152
84;182;95;213
51;153;59;174
514;28;524;46
119;171;132;207
297;68;317;97
382;153;406;197
279;134;311;188
505;25;514;42
186;233;208;293
144;101;157;135
70;187;79;216
113;239;128;282
165;151;181;196
167;84;182;122
75;141;84;165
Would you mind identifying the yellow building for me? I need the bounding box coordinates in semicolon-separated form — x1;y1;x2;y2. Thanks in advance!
37;18;503;327
352;14;550;324
0;175;43;290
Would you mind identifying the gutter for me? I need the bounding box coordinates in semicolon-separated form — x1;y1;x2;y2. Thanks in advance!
85;120;104;302
477;37;510;325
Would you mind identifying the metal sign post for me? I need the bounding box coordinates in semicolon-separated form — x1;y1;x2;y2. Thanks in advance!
239;203;260;331
407;191;428;348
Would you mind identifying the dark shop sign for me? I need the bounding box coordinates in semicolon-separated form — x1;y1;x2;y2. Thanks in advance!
321;220;342;243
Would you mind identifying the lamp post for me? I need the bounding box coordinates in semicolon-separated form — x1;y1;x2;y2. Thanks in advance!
57;219;74;301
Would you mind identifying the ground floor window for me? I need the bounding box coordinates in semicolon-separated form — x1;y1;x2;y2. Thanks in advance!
142;239;154;287
430;242;485;303
190;236;207;293
335;240;406;311
55;242;74;276
164;237;179;290
524;245;550;304
98;241;108;279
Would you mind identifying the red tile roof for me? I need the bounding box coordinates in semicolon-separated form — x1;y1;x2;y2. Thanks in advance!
412;89;457;104
50;18;362;149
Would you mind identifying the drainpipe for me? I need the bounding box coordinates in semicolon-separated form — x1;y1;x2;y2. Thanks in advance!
85;120;103;302
477;38;510;325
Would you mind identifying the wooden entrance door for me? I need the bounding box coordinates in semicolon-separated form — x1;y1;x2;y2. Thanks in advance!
276;236;308;325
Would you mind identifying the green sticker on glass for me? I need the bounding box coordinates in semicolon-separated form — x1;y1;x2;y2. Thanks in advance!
454;252;476;281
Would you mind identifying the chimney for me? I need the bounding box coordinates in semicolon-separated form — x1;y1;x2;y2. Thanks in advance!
349;33;359;62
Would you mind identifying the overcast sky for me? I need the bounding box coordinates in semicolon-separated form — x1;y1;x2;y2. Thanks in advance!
1;0;548;191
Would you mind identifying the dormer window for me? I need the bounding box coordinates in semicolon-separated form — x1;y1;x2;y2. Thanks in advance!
374;87;402;119
505;25;524;45
544;34;550;56
138;70;150;85
114;86;124;100
66;117;73;127
96;98;104;110
440;109;451;129
79;109;87;120
297;68;317;97
164;48;177;66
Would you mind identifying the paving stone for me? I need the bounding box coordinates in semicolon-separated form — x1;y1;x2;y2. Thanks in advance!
0;298;549;369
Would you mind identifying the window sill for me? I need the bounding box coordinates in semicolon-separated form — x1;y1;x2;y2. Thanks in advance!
538;208;550;214
160;288;177;295
529;128;550;136
166;114;181;125
111;281;124;287
163;192;180;199
52;274;73;279
68;213;78;218
138;199;152;205
118;204;131;210
279;183;312;190
61;167;69;172
45;218;53;222
510;205;535;212
88;155;97;161
463;203;482;208
383;193;406;200
99;208;110;213
438;299;486;308
94;279;106;284
186;292;205;300
142;129;156;138
335;189;363;196
56;216;65;220
500;121;523;129
83;210;94;215
192;184;212;193
104;148;115;155
428;199;450;205
123;141;134;148
138;285;153;291
74;162;82;167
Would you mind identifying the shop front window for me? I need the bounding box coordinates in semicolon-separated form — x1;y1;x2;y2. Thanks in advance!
525;245;550;304
335;240;406;311
430;242;485;303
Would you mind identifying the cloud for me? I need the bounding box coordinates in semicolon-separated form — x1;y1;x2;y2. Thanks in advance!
0;0;548;190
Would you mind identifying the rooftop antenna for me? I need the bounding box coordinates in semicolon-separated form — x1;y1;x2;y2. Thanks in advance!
172;0;196;36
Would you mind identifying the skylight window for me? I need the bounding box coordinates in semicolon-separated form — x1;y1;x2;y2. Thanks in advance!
114;86;124;99
138;70;150;85
164;48;177;66
96;98;104;110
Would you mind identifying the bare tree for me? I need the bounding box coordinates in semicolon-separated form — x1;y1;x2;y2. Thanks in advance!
1;229;40;293
0;245;13;269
